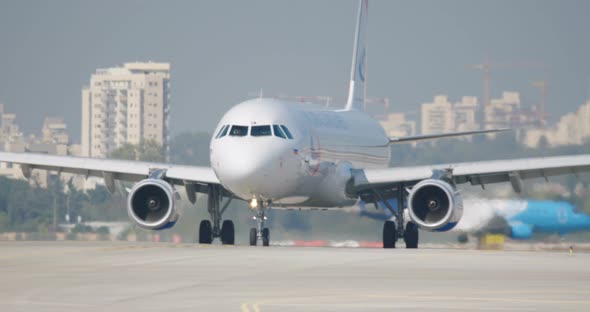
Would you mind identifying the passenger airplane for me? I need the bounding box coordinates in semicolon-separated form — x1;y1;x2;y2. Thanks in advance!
457;199;590;239
359;198;590;240
1;0;589;248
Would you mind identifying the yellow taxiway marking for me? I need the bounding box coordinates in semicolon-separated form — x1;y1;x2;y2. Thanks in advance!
241;302;261;312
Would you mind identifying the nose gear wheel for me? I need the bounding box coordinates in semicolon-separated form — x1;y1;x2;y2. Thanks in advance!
250;201;271;247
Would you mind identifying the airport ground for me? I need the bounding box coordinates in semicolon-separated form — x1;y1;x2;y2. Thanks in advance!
1;241;589;312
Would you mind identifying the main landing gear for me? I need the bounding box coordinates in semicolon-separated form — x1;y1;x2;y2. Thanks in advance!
249;200;270;247
374;185;419;249
383;220;418;248
198;185;235;245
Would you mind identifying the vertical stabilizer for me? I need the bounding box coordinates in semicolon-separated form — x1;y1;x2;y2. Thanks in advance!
345;0;368;111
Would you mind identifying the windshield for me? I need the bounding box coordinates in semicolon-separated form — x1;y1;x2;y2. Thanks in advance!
280;125;294;139
251;125;272;137
215;125;228;138
273;125;286;139
229;125;248;137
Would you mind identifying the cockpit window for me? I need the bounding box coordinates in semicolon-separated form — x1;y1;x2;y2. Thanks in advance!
251;125;272;137
219;125;229;138
280;125;293;139
216;125;229;139
229;125;248;137
273;125;286;139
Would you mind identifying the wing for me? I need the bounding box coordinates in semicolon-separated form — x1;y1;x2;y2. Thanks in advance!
0;152;220;195
351;154;590;193
388;128;508;143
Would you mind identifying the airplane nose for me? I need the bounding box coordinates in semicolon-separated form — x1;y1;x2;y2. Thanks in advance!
213;140;294;199
221;148;271;182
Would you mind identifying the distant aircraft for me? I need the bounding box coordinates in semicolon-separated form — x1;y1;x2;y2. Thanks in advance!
458;199;590;239
0;0;589;248
360;199;590;240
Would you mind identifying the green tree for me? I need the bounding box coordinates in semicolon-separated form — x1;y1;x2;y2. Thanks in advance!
109;143;137;160
0;211;9;231
169;132;211;165
109;139;164;162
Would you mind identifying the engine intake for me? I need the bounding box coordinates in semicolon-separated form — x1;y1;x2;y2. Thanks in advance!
127;178;179;230
408;179;463;232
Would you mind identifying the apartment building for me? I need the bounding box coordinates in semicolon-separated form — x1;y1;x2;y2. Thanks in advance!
81;62;170;158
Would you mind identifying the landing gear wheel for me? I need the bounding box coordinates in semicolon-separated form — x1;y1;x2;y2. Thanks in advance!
383;220;397;249
249;228;257;246
220;220;235;245
199;220;212;244
404;221;419;249
262;228;270;247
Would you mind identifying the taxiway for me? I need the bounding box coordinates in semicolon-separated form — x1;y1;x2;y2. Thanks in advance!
0;241;588;311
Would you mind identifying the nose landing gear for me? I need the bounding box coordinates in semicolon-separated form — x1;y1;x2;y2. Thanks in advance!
249;200;270;246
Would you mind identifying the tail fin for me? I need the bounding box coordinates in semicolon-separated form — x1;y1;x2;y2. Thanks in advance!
345;0;368;111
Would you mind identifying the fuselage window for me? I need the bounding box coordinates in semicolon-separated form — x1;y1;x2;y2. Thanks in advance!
280;125;294;139
229;125;249;137
216;125;228;138
251;125;272;137
273;124;286;139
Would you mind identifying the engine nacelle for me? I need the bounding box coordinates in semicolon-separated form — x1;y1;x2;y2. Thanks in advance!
408;179;463;232
127;178;179;230
318;161;356;206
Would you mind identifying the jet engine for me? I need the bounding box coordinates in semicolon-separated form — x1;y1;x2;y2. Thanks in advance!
407;179;463;232
127;178;179;230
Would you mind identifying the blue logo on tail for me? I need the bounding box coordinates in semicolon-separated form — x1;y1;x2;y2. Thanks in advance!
358;48;366;82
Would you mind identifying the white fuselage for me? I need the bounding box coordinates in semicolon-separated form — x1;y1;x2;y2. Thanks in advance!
210;98;390;208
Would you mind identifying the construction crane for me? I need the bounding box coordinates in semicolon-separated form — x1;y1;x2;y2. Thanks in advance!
466;58;541;124
531;80;548;126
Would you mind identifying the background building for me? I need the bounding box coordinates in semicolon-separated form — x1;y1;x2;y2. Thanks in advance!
484;92;521;130
524;100;590;148
42;117;69;145
421;95;481;137
453;96;479;132
421;95;455;135
0;103;22;146
81;62;171;159
378;113;416;138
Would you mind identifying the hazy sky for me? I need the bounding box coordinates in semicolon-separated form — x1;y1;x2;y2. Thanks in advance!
1;0;589;141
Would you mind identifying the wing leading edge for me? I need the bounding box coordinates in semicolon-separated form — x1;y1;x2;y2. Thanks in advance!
352;154;590;192
388;128;509;144
0;152;220;193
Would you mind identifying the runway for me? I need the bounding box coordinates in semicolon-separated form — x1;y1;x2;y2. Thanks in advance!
1;241;589;311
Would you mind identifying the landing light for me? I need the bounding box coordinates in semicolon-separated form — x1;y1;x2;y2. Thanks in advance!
249;198;258;209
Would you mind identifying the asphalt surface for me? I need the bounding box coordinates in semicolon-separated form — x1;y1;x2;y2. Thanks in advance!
0;241;589;311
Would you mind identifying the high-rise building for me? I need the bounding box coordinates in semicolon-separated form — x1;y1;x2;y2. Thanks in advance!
453;96;479;132
484;92;520;130
421;95;481;141
523;100;590;148
0;103;22;144
42;117;69;145
81;62;170;159
421;95;455;135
